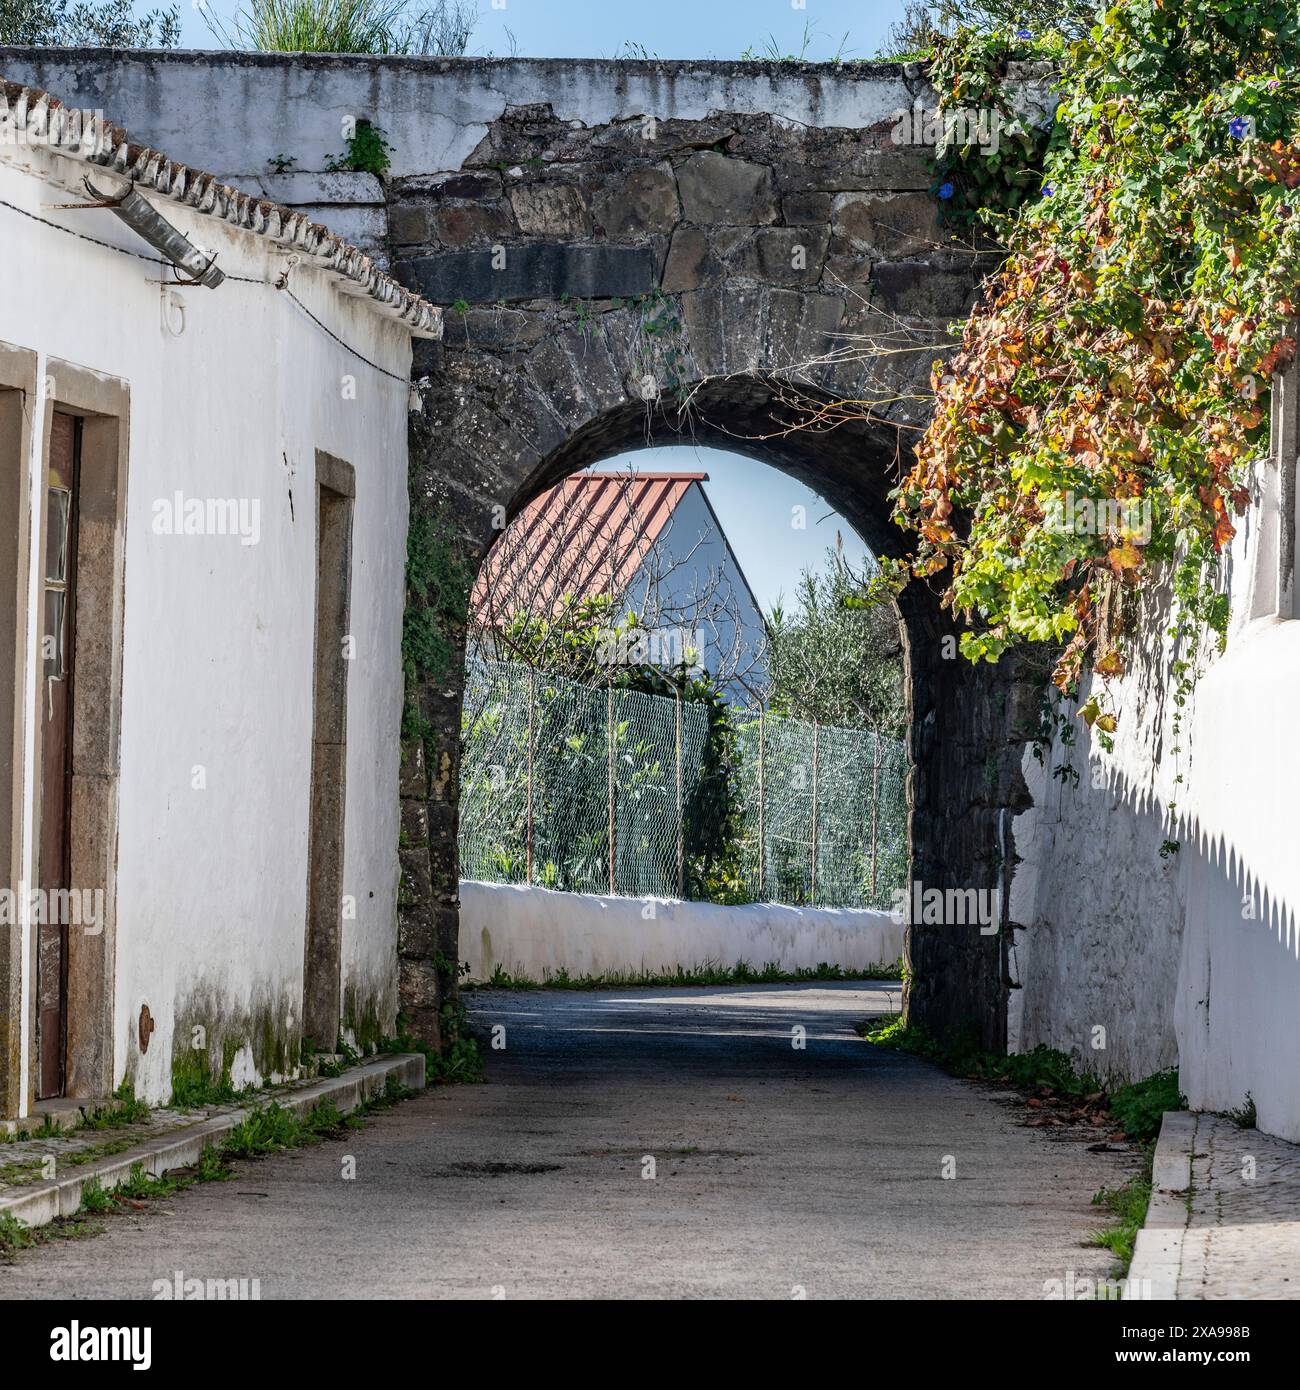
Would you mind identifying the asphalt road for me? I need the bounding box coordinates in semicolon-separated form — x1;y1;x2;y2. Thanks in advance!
0;982;1127;1299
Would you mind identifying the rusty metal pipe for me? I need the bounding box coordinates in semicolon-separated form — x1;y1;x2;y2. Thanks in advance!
85;176;225;288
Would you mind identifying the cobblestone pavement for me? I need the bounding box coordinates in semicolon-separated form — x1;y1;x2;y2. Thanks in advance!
1178;1113;1300;1300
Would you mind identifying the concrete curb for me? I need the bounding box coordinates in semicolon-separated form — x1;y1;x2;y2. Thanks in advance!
1126;1109;1195;1300
0;1053;425;1231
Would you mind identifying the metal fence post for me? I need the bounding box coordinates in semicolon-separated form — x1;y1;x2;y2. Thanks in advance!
675;686;684;899
810;720;820;907
757;707;766;901
607;681;616;896
870;729;880;906
525;665;535;884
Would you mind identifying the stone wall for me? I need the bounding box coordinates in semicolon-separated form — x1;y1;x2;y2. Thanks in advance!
392;78;1024;1049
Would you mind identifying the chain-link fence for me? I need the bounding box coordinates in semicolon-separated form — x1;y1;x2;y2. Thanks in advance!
731;711;908;909
459;656;907;909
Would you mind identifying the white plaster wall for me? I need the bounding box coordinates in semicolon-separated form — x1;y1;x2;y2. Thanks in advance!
0;52;921;181
1007;596;1186;1084
621;482;769;697
1010;441;1300;1141
0;144;410;1107
1176;617;1300;1141
459;879;902;982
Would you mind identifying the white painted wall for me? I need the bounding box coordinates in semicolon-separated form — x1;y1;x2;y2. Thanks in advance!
620;481;768;698
1010;436;1300;1142
0;141;411;1109
459;879;902;982
0;53;924;181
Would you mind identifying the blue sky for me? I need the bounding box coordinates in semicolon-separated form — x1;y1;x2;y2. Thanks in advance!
179;1;902;59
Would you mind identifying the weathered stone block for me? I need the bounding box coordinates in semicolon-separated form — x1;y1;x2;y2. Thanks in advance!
677;286;728;378
676;151;778;226
871;260;977;318
782;190;834;224
832;191;938;259
661;226;720;291
510;183;591;237
592;115;739;157
822;234;874;288
772;146;934;193
455;306;552;348
400;243;657;304
388;203;432;246
735;227;829;285
393;171;503;201
428;202;514;248
592;163;681;237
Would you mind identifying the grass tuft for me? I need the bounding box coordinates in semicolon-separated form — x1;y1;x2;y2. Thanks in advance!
0;1211;36;1253
83;1082;151;1130
221;1102;303;1158
1089;1147;1154;1271
76;1178;115;1215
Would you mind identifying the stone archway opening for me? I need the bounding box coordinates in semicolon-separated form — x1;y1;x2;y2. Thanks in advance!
457;440;910;967
402;366;1037;1058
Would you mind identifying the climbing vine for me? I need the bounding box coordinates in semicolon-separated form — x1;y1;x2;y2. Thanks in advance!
927;27;1062;230
895;2;1300;746
402;501;474;740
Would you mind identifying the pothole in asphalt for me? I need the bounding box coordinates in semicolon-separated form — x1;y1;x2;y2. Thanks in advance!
443;1161;564;1176
564;1147;753;1159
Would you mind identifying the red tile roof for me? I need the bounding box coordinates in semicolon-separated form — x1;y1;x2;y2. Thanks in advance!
470;472;707;626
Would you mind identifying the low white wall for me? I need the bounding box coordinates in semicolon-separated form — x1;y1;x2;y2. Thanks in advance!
0;52;918;180
458;881;903;982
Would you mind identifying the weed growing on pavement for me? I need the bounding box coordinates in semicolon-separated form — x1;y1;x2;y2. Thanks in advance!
381;1003;484;1085
1089;1146;1154;1272
83;1082;151;1130
1225;1093;1257;1129
860;1018;1184;1141
1107;1069;1185;1143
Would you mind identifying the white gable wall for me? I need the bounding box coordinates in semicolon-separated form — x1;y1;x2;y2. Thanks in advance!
620;481;767;700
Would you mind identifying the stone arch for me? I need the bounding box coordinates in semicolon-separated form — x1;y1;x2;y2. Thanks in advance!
400;279;1036;1055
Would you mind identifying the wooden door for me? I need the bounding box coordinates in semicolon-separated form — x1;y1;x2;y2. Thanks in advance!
36;413;79;1100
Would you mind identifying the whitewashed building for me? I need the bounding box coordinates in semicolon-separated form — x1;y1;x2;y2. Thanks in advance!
0;81;440;1119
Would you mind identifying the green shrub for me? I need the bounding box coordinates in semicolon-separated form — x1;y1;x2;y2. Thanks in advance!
1108;1069;1185;1143
0;1211;36;1253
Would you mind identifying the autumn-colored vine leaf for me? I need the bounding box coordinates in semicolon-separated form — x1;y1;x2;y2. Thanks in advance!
1106;540;1143;575
1095;649;1126;678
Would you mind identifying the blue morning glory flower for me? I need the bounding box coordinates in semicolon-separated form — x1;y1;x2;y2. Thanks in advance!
938;182;954;200
1016;28;1032;40
1041;181;1054;196
1229;116;1251;139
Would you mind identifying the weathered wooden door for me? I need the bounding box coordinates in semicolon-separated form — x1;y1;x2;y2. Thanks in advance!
36;412;79;1099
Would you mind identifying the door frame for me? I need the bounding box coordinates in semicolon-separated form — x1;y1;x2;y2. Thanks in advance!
0;342;37;1119
27;359;129;1105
